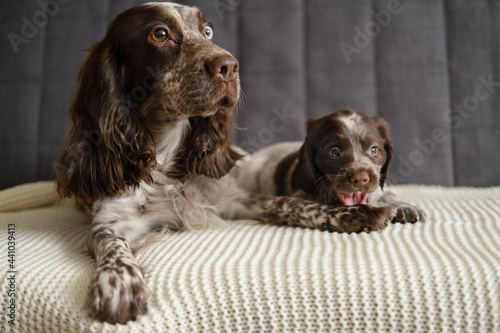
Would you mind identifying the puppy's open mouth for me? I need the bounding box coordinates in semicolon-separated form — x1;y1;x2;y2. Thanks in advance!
334;189;368;205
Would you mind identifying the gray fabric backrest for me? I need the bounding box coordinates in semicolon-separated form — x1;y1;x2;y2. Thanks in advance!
1;0;499;190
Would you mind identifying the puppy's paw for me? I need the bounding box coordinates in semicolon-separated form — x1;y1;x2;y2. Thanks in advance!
324;205;394;234
355;205;395;233
88;262;151;324
392;203;426;223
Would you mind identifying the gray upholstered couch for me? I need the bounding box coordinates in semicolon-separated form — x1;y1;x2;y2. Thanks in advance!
1;0;499;189
1;1;499;333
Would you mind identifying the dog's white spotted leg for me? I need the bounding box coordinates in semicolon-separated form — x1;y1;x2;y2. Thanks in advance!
87;226;151;324
229;194;394;234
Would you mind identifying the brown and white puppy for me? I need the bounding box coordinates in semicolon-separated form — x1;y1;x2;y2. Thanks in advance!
236;109;426;223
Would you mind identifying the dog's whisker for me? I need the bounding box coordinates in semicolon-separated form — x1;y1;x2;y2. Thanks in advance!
236;89;246;116
315;175;329;185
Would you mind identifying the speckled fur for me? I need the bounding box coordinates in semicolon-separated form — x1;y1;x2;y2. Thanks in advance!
235;110;426;225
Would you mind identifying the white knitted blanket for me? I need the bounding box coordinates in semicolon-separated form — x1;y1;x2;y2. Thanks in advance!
0;182;499;332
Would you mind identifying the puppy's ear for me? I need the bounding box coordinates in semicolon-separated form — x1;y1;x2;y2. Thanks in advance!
55;40;156;202
372;116;393;189
293;119;320;194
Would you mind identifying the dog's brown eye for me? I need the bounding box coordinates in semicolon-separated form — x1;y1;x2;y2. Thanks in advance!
152;28;168;42
330;148;340;157
370;146;379;156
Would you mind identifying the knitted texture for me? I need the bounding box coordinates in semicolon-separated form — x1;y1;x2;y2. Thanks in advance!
0;181;58;213
0;183;499;332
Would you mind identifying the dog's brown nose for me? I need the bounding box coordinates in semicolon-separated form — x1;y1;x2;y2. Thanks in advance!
209;55;239;83
350;172;370;186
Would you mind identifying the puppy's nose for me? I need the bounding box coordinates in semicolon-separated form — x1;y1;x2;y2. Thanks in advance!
209;55;239;83
350;172;370;186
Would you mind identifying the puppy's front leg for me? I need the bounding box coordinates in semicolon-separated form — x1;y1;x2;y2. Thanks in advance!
231;195;394;234
373;190;426;223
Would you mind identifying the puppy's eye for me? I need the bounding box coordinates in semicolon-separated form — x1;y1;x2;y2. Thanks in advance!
329;148;340;158
151;28;168;42
205;25;214;40
370;146;379;156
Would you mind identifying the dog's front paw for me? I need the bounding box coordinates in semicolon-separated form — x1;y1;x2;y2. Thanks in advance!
88;261;151;324
393;203;426;223
325;205;394;234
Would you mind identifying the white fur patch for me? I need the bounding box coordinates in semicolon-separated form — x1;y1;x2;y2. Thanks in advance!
233;142;302;196
339;111;362;132
155;118;190;171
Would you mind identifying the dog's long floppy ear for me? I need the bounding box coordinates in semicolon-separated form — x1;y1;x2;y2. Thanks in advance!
373;116;393;189
55;40;156;202
293;119;320;194
167;111;244;180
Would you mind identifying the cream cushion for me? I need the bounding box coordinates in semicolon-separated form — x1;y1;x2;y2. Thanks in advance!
0;182;499;332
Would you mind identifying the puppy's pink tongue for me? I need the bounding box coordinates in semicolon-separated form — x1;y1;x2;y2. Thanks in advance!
336;190;368;205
